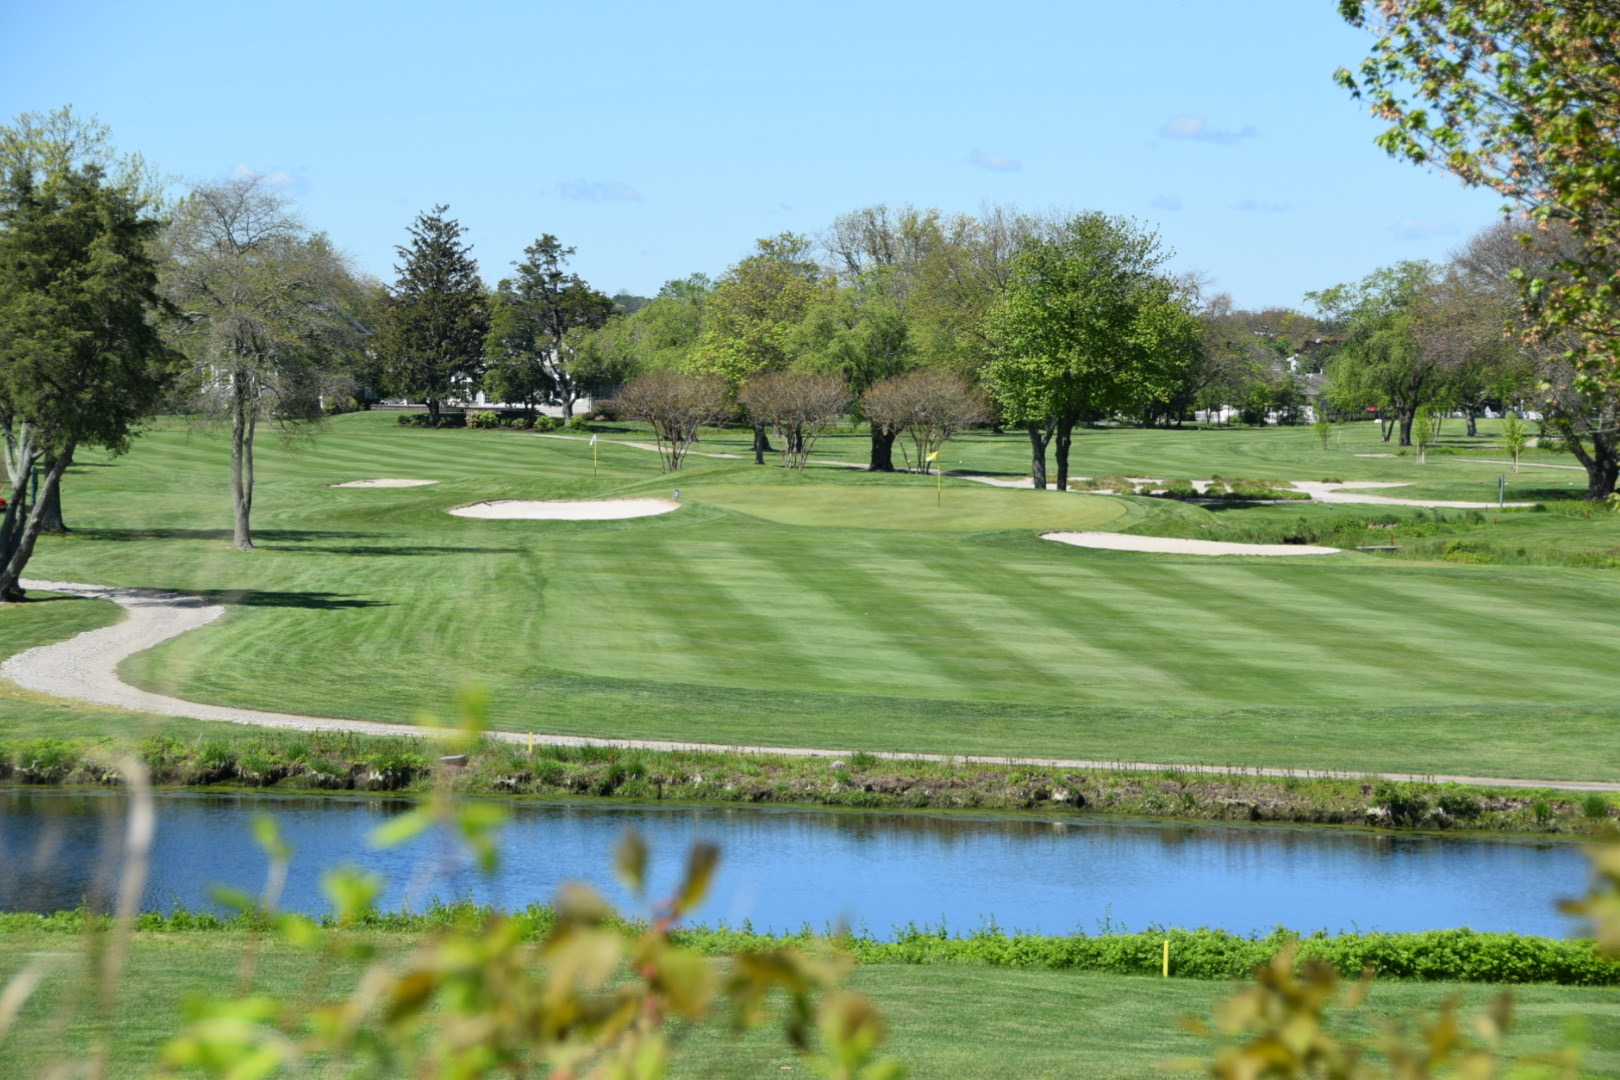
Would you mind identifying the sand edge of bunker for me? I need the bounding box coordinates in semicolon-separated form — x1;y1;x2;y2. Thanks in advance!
328;478;438;488
447;498;681;520
1042;531;1342;557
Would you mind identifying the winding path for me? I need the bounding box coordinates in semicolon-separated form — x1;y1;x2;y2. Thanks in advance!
5;579;1614;793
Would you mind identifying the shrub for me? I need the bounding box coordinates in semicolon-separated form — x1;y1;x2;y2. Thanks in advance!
1583;793;1610;820
467;410;502;429
565;415;589;431
15;738;78;783
323;396;361;416
301;756;351;789
1436;791;1483;822
235;748;284;786
533;415;561;432
1373;782;1429;826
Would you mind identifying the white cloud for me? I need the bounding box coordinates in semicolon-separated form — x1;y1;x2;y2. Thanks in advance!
1391;218;1458;239
229;164;299;187
1234;199;1290;212
1151;194;1183;211
1160;116;1258;145
557;180;642;202
970;149;1022;171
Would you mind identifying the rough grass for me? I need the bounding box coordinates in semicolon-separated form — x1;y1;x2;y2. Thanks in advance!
2;412;1618;781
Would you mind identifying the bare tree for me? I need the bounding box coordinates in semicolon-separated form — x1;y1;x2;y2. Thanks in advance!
861;370;989;473
737;372;852;471
160;174;362;549
606;370;730;471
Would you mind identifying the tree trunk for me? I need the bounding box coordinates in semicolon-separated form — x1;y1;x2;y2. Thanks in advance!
0;454;70;602
1575;424;1619;501
867;425;897;472
1026;421;1054;490
231;378;257;551
36;449;70;534
1588;448;1619;501
1053;414;1077;492
1465;410;1478;437
426;398;441;426
1397;407;1415;447
752;422;770;465
1380;415;1394;442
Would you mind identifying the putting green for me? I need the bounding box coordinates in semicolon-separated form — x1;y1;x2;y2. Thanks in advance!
684;482;1129;531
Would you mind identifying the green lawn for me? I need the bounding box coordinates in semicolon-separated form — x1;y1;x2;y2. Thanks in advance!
2;412;1617;780
3;929;1615;1079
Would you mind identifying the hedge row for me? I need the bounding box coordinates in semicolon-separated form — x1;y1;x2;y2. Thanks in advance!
2;907;1610;986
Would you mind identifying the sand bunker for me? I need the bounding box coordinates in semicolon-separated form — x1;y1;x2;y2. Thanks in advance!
1043;531;1341;556
449;498;680;520
329;478;438;488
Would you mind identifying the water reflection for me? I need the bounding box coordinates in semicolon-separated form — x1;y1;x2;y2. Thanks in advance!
0;789;1586;939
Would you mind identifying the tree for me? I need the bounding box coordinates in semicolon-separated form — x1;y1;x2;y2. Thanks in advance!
1451;218;1619;498
0;109;176;600
861;369;989;473
794;277;915;471
1310;263;1446;446
575;274;712;390
160;175;361;550
692;234;828;463
606;370;730;471
984;212;1195;490
485;235;614;418
736;371;851;470
376;206;489;426
1337;1;1620;389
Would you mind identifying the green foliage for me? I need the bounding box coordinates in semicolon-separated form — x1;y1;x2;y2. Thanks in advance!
984;212;1200;488
1372;781;1430;826
1176;945;1550;1079
0;108;178;594
1502;412;1527;472
484;233;614;416
1337;0;1620;392
375;206;489;420
692;233;828;388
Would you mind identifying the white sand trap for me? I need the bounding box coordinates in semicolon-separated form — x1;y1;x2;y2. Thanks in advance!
329;478;438;488
1043;531;1340;556
449;498;680;520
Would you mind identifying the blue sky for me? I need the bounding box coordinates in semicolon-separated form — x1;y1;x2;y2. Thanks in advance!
3;0;1509;310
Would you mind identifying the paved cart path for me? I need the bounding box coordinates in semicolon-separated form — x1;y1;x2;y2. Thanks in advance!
6;578;1615;792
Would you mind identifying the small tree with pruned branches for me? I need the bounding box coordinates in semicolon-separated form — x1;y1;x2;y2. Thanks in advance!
737;371;851;470
606;370;730;471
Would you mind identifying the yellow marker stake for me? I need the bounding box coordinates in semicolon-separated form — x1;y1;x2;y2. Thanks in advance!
528;732;534;754
1162;938;1170;978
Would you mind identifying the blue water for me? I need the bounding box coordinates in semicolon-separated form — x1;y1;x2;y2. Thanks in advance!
0;789;1591;938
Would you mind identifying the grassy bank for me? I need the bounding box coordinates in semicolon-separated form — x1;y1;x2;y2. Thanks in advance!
3;921;1617;1078
3;730;1615;834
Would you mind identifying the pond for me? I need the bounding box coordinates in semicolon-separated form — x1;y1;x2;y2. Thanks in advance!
0;789;1591;939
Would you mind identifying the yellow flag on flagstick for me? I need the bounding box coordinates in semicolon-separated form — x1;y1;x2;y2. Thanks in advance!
925;451;939;461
